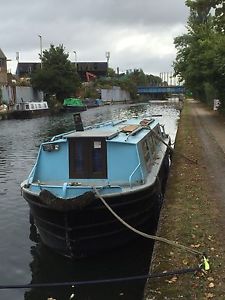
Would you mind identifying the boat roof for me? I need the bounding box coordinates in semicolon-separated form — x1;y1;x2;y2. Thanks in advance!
65;130;117;139
63;117;159;145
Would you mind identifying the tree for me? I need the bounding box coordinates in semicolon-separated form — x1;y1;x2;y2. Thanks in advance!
173;1;219;104
31;44;81;104
107;67;116;77
83;67;161;101
173;0;225;109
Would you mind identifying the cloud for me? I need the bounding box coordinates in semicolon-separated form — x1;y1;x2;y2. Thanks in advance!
2;0;189;75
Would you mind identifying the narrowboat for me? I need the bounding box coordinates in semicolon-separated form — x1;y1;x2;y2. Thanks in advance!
10;101;49;119
21;114;170;258
83;98;103;108
62;98;87;112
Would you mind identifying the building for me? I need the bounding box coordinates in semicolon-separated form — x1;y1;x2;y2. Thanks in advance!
0;48;7;85
16;62;41;78
75;62;108;81
16;61;108;82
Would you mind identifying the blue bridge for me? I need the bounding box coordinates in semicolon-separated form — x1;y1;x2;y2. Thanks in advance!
137;85;185;95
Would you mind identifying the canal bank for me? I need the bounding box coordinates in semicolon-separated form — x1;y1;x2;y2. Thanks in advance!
144;99;225;299
0;111;9;120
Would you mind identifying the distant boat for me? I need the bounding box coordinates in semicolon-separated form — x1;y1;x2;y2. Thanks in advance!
63;98;87;112
21;113;170;258
83;98;103;108
10;101;49;119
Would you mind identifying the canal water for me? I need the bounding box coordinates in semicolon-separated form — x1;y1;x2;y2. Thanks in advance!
0;102;180;300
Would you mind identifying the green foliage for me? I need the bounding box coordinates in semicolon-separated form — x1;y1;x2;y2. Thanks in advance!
107;67;116;77
94;69;162;100
31;44;81;104
174;0;225;108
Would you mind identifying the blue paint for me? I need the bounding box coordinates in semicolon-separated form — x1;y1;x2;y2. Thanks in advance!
30;183;122;198
33;140;69;182
26;116;169;198
107;142;141;184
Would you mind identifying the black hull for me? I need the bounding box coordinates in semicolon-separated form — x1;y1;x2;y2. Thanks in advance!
23;156;169;258
10;109;50;119
62;106;87;112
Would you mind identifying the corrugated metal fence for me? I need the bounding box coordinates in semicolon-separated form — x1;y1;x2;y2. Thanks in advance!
1;85;43;104
101;86;130;103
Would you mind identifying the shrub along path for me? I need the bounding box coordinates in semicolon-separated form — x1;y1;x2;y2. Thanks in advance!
144;99;225;299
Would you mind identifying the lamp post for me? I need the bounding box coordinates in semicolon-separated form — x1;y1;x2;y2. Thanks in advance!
38;35;43;69
105;51;110;76
16;52;19;63
73;51;77;62
73;51;77;70
106;51;110;64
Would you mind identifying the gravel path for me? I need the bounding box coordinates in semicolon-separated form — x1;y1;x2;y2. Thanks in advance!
190;99;225;218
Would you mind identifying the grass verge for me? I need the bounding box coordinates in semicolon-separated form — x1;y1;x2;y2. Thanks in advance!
144;100;225;299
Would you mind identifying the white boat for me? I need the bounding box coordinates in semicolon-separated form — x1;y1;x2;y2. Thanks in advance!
10;101;49;119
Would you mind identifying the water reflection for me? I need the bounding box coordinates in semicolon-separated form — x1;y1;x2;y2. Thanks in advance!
38;102;180;143
25;225;153;300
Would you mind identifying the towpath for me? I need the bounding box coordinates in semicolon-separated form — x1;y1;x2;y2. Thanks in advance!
191;99;225;218
144;99;225;299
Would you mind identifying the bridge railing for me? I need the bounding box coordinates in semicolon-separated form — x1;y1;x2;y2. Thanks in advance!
137;85;185;94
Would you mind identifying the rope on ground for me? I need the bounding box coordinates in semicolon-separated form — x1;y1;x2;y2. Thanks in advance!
93;188;210;271
0;266;201;290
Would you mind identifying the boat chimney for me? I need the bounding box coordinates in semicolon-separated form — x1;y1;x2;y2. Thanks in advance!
73;113;84;131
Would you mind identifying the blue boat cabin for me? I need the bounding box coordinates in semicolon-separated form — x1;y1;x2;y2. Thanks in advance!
28;118;167;197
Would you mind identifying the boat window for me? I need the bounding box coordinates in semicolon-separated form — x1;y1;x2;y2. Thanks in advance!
75;142;86;175
142;140;151;171
69;138;107;179
149;134;156;154
31;104;34;109
155;125;162;140
25;104;29;110
38;104;41;108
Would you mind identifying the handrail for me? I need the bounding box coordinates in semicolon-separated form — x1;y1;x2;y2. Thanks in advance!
27;146;43;184
129;163;141;188
129;145;145;188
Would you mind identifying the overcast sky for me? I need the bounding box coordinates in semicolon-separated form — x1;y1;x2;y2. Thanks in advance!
1;0;189;76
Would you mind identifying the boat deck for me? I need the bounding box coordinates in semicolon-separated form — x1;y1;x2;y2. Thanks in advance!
63;117;159;145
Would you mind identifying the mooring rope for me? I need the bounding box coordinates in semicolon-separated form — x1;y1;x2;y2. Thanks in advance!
0;266;202;290
93;188;210;271
151;130;198;164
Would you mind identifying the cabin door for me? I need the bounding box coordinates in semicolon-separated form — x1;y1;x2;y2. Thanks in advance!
69;137;107;179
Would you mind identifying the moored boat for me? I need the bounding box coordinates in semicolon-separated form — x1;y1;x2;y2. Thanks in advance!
83;98;103;108
62;98;87;112
10;101;49;119
21;113;171;258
